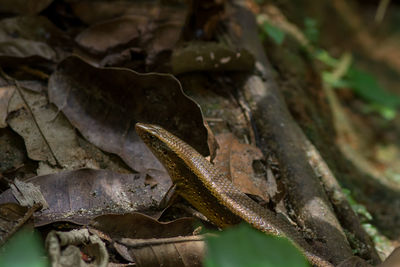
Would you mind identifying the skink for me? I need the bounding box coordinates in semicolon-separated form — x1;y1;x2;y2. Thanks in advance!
135;123;334;267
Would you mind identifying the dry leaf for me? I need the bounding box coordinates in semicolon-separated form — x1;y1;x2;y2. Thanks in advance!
10;178;49;209
0;0;53;15
0;169;167;226
0;203;28;244
214;133;270;202
72;1;185;69
0;127;27;173
0;84;15;128
7;85;92;170
75;15;150;55
68;1;162;25
90;213;201;267
45;229;108;267
119;237;204;267
0;203;39;246
90;213;195;240
48;56;211;187
0;16;71;62
68;0;186;30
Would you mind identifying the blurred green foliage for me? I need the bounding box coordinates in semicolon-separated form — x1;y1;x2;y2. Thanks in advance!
258;11;400;120
342;188;373;221
304;17;319;44
260;21;286;45
254;0;266;4
0;229;48;267
204;224;309;267
346;69;400;105
342;188;392;255
316;49;400;120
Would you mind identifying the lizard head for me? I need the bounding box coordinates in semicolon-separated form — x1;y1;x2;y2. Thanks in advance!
135;122;170;154
135;122;204;185
135;123;181;177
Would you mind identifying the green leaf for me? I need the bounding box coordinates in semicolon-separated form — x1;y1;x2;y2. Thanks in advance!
313;44;398;119
261;22;285;45
322;72;350;88
377;106;396;120
342;188;373;221
345;68;400;108
0;229;48;267
205;224;309;267
362;104;397;120
313;49;339;67
304;17;319;44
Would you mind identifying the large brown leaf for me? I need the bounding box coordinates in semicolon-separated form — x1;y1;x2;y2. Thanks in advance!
0;169;166;226
48;56;210;186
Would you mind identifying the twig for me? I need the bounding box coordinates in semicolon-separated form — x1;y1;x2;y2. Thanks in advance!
375;0;391;24
117;233;216;248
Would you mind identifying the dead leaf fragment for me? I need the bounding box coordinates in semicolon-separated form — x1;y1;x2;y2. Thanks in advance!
0;127;27;173
0;85;15;127
10;178;49;209
0;203;28;244
46;229;108;267
0;203;41;248
214;133;270;202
